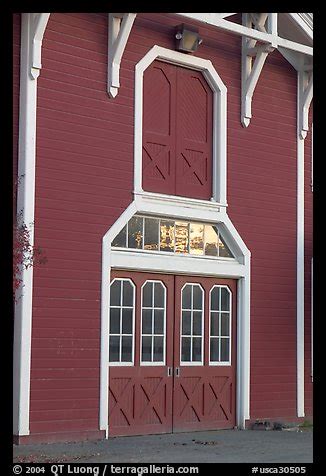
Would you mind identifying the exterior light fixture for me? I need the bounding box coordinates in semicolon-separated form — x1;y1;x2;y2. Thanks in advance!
175;24;203;53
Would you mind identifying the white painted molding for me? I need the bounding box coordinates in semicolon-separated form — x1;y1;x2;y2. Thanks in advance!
241;13;275;128
111;250;246;278
30;13;50;79
100;196;251;432
99;202;137;435
174;13;313;56
107;13;137;98
296;72;305;418
13;13;49;436
134;45;228;205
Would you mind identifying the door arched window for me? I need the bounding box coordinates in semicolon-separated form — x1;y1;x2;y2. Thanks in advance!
142;60;213;200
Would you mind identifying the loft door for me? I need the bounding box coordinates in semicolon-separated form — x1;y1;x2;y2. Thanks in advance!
142;60;213;200
108;271;236;436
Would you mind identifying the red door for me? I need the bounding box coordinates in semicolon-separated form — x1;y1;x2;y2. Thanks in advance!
108;271;174;436
142;60;213;200
108;271;236;436
173;276;237;432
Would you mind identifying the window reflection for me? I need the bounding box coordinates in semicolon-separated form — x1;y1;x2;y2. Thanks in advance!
128;216;143;249
144;218;159;251
218;234;233;258
112;215;234;259
175;222;189;254
204;225;218;256
160;220;175;252
189;223;204;255
112;225;127;248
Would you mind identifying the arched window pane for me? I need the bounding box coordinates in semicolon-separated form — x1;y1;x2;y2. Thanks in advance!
109;279;135;364
141;281;166;365
209;286;231;364
181;284;204;364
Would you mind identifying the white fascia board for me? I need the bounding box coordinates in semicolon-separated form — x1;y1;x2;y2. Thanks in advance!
288;13;313;42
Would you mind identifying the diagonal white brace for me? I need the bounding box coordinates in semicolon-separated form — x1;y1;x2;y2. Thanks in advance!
108;13;137;98
30;13;50;79
241;13;275;127
298;70;313;140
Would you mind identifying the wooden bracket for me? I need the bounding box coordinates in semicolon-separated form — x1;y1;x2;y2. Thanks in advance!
241;13;276;127
108;13;137;98
298;68;313;139
29;13;50;80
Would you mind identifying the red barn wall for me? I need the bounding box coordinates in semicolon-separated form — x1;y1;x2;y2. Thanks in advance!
13;13;312;441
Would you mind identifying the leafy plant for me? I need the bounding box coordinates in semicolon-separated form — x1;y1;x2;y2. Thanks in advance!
13;176;47;299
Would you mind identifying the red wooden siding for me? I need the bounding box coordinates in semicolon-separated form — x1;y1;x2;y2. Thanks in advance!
19;12;312;441
142;60;213;199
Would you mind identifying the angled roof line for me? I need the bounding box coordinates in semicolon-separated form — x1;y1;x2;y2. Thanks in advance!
288;13;313;40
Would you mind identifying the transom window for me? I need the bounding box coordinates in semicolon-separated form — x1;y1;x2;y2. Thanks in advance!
109;279;135;365
141;281;166;365
112;215;234;258
209;286;231;364
180;284;204;365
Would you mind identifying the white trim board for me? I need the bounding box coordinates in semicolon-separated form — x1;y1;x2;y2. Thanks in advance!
13;13;50;436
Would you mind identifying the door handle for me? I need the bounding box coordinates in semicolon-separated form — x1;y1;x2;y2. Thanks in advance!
175;367;180;377
167;367;172;377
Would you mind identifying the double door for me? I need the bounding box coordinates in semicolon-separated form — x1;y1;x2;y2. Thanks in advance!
108;271;236;436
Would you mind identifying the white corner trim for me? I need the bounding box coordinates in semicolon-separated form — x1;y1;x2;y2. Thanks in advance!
134;45;228;205
296;72;305;418
13;13;50;436
99;196;251;432
107;13;137;98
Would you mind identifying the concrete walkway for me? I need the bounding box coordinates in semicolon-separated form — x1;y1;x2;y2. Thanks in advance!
13;428;313;464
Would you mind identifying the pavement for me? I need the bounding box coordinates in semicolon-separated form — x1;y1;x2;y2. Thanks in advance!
13;427;313;464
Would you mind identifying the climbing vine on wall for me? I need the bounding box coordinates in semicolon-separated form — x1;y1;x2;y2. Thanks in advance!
13;176;47;298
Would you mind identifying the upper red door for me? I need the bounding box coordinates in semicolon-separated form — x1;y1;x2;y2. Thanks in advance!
142;61;213;200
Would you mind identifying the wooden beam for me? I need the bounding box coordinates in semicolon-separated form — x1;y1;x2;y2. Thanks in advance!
108;13;137;98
